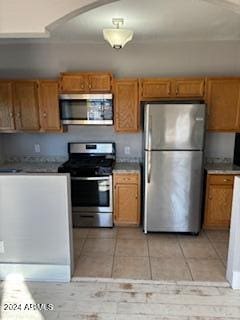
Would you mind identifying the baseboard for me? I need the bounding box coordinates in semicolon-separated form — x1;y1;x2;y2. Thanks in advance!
0;263;71;282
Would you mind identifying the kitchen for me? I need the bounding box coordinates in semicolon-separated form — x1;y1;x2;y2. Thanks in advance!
0;0;240;289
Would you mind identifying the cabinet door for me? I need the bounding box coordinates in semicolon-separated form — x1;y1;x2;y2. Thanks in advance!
0;81;15;130
204;175;233;229
140;79;171;99
39;80;61;131
88;73;112;92
13;81;40;131
114;79;139;132
174;78;205;98
60;74;86;92
114;183;139;225
206;78;240;131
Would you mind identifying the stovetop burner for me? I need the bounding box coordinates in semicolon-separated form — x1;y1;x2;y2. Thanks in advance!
63;157;113;169
58;142;115;177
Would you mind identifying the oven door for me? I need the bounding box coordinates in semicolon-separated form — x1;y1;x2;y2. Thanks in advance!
71;176;112;212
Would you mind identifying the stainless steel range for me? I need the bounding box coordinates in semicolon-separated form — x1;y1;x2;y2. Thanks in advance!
58;142;115;227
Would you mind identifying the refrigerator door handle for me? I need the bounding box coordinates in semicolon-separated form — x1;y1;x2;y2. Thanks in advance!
149;115;152;150
147;151;152;183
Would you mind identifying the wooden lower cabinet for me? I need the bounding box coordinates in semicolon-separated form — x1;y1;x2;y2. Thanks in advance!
203;174;234;229
113;173;140;226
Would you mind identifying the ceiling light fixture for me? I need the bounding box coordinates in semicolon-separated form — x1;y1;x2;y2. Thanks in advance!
103;18;134;50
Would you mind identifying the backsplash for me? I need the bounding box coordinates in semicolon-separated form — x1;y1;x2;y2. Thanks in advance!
0;128;235;164
205;132;235;160
0;135;4;164
205;157;232;164
1;126;142;161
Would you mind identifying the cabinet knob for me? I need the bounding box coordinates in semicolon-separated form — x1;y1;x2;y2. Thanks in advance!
88;84;92;89
223;179;231;182
81;84;84;89
17;112;21;118
176;87;179;95
9;112;14;118
43;112;47;118
209;196;212;200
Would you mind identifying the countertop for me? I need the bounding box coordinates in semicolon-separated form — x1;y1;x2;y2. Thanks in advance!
0;161;62;173
0;160;142;174
205;163;240;175
113;162;141;173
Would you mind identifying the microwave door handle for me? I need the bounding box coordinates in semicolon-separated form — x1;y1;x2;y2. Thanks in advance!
71;177;110;181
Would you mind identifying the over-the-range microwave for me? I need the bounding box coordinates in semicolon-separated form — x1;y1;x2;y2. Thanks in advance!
59;93;113;125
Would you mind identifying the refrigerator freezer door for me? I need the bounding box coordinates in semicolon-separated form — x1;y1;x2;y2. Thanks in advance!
144;150;203;233
144;103;205;150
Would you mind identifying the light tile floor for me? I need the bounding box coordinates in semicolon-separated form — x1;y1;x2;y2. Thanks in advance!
73;227;229;282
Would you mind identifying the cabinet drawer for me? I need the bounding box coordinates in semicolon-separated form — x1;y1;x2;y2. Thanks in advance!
114;173;138;184
208;175;234;185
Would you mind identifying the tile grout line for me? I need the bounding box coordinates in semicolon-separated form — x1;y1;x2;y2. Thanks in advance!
205;231;228;269
78;228;90;256
146;236;153;280
110;228;119;278
177;235;194;281
72;230;89;276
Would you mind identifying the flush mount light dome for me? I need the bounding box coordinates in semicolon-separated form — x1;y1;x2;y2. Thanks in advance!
103;18;134;49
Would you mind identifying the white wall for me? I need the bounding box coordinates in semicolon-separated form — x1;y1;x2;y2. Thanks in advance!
0;40;239;160
0;41;240;78
0;0;116;36
0;174;73;281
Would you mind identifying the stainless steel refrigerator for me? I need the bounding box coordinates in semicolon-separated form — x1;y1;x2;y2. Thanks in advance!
143;101;206;234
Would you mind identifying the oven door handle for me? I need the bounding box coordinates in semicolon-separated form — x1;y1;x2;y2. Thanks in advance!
71;176;110;181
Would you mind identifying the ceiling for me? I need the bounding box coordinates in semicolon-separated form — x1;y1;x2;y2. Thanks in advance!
48;0;240;43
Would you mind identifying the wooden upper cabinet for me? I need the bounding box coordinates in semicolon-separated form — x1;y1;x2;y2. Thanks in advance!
206;78;240;131
140;78;171;99
114;79;139;132
13;81;40;131
140;78;205;99
60;72;112;93
0;81;15;131
174;78;205;98
38;80;61;132
60;74;86;92
88;73;112;92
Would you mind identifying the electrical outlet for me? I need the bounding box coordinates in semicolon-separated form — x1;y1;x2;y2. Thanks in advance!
34;144;41;153
0;241;4;253
124;146;131;155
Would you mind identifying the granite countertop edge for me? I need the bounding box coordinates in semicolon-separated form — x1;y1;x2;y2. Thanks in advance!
113;162;141;173
205;163;240;175
0;161;62;173
0;160;142;174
